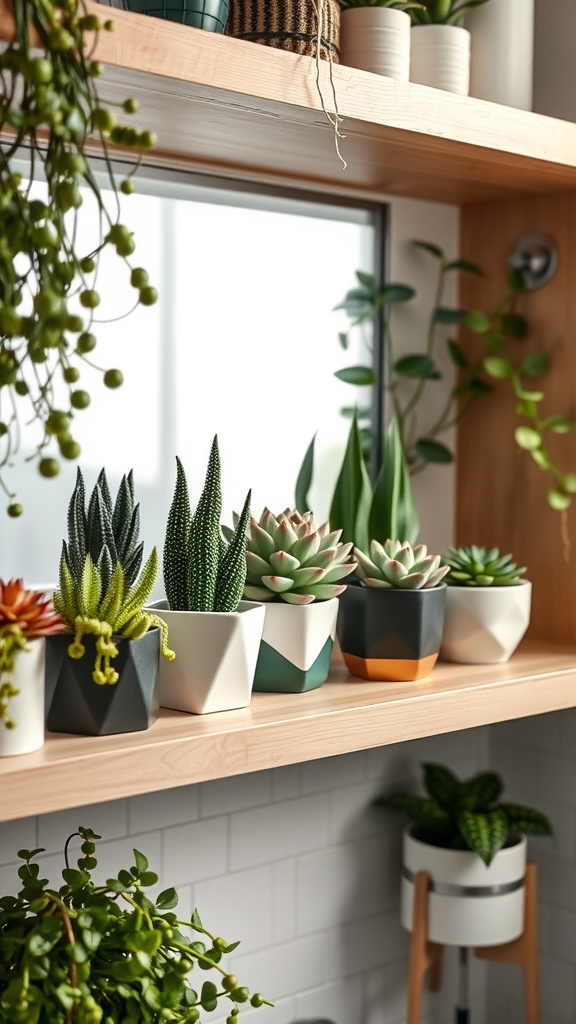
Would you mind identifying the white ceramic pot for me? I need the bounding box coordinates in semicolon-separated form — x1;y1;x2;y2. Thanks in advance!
0;638;45;756
339;7;410;81
253;597;339;693
401;827;527;947
440;580;532;664
149;600;265;714
410;24;470;96
466;0;534;110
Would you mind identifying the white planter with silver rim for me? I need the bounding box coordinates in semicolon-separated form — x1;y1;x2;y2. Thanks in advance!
401;826;527;947
149;600;265;714
466;0;534;110
410;24;470;96
340;7;410;81
440;580;532;664
0;638;45;756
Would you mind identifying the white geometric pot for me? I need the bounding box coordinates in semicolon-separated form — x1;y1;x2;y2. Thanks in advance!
440;581;532;664
252;597;339;693
401;827;527;947
410;24;470;96
340;7;410;81
466;0;534;110
149;600;265;714
0;638;45;756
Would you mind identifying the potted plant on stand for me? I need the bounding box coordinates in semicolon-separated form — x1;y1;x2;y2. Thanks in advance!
338;0;422;81
0;579;63;755
0;825;271;1021
230;507;356;693
409;0;491;96
151;436;265;715
48;469;174;735
440;545;531;663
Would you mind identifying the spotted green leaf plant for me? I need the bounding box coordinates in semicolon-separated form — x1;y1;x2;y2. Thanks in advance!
376;762;552;865
164;437;251;613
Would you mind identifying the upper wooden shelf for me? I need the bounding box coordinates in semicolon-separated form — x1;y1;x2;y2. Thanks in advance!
78;6;576;205
1;639;576;822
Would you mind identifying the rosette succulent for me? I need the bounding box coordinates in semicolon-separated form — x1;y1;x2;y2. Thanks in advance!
355;539;449;589
442;545;527;587
228;508;357;605
0;579;63;727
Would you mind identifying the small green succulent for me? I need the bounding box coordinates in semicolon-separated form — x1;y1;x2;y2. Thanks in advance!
228;508;357;605
354;539;449;589
376;762;552;865
442;545;527;587
163;437;251;613
410;0;490;25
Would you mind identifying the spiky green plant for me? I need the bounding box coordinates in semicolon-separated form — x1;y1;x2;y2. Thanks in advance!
442;545;527;587
409;0;490;24
226;508;357;605
376;762;552;865
62;468;143;596
54;549;174;685
355;538;449;589
163;437;251;613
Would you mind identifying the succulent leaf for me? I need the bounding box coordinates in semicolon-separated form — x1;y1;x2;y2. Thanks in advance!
164;456;193;611
355;539;448;589
214;489;251;613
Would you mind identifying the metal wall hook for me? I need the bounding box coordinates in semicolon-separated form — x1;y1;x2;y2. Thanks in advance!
508;231;559;291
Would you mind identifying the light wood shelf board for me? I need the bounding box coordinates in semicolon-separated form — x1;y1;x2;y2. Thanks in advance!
1;640;575;822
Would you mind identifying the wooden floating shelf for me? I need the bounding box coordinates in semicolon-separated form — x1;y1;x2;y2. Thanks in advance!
1;640;576;822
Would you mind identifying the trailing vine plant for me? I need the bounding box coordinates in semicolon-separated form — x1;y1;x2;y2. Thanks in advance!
333;240;576;511
0;0;158;516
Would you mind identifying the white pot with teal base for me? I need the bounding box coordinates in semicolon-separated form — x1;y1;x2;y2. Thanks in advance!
252;598;339;693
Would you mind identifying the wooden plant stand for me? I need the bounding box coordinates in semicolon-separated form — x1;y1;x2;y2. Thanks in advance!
406;862;540;1024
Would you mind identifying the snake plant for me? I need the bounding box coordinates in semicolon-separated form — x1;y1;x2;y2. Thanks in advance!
163;437;251;613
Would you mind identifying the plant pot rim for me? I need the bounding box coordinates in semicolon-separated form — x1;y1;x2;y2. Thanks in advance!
411;23;470;36
149;599;264;617
446;579;531;592
359;582;447;594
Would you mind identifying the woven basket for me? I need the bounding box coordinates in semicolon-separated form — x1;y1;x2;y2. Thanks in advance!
122;0;229;30
227;0;340;61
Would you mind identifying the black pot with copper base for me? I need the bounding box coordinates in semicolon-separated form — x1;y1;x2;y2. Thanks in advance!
337;583;446;682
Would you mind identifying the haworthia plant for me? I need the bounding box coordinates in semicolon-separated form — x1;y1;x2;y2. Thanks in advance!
164;437;251;613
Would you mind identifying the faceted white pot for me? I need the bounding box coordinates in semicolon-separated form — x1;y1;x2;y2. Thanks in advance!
466;0;534;110
401;827;527;947
149;600;265;714
0;638;45;756
410;24;470;96
340;7;410;81
440;581;532;664
253;597;339;693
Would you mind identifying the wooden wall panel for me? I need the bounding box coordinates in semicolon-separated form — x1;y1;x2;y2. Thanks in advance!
459;192;576;642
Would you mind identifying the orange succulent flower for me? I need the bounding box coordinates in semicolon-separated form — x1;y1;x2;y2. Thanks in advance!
0;578;64;637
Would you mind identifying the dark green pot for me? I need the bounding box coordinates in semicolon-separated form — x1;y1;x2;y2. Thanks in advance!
337;583;446;681
46;628;160;736
122;0;229;30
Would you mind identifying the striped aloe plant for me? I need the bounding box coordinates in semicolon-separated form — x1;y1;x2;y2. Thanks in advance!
163;437;251;613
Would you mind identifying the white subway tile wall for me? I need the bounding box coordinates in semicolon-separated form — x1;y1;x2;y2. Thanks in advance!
0;728;489;1024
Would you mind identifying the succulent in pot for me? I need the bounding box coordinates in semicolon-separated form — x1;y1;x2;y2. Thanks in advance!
409;0;489;94
0;825;271;1022
152;435;265;714
440;544;531;663
0;578;63;754
338;539;448;681
376;762;552;946
48;468;173;735
226;507;356;693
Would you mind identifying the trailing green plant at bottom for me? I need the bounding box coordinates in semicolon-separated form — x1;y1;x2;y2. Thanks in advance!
0;826;272;1024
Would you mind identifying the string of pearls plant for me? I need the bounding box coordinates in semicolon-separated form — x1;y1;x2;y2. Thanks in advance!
0;0;158;515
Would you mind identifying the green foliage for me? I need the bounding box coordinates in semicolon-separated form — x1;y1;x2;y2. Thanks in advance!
409;0;490;24
354;539;448;589
376;762;552;865
442;545;527;587
0;826;271;1023
163;438;251;613
230;508;357;605
0;0;158;514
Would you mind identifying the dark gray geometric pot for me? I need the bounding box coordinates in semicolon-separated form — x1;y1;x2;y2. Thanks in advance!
46;628;160;736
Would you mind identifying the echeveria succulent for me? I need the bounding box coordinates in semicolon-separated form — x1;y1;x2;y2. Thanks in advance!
442;545;527;587
354;539;449;589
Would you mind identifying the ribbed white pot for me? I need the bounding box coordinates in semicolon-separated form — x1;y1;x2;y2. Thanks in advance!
410;24;470;96
466;0;534;110
0;638;45;756
149;600;265;714
440;581;532;664
340;7;410;81
401;827;527;947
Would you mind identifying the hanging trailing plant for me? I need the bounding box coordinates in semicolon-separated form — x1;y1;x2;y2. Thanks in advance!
0;0;158;516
